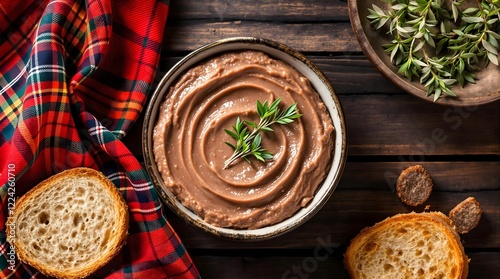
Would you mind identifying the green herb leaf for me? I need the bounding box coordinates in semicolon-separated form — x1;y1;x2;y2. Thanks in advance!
462;16;485;23
482;39;499;54
487;52;499;65
223;98;302;169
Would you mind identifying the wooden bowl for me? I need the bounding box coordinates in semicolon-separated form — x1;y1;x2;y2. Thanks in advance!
348;0;500;106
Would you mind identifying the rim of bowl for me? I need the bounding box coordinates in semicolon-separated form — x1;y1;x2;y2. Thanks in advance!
142;37;347;241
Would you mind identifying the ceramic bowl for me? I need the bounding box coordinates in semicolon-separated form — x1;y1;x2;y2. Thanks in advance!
143;37;347;240
349;0;500;106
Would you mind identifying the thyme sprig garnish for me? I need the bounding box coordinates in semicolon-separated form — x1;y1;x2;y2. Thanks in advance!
368;0;500;101
223;98;302;169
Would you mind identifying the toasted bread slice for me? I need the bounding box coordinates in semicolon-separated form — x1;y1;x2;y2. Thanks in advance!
396;165;433;206
6;167;128;279
344;212;468;279
449;197;482;234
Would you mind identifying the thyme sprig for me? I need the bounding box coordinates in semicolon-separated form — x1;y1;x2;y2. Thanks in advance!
368;0;500;101
223;98;302;169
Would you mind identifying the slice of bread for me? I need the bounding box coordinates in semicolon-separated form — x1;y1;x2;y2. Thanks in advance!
7;167;128;279
397;165;433;206
344;212;468;279
449;197;482;234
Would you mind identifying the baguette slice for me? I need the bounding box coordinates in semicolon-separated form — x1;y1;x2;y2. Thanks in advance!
344;212;468;279
7;167;128;279
396;165;433;206
449;197;482;234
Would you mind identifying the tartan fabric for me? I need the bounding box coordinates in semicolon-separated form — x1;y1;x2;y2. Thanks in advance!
0;0;200;278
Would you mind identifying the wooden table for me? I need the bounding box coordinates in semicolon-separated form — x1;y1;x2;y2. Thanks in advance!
123;1;500;278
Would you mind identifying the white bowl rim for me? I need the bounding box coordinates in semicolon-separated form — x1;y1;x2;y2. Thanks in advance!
142;37;347;241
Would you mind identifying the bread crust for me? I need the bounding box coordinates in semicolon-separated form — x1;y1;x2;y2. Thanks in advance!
344;212;468;279
396;165;433;206
6;167;129;279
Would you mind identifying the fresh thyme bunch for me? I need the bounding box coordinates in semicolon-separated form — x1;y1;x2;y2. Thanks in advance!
368;0;500;101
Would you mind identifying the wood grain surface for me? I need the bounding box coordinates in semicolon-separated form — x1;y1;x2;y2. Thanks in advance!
124;0;500;278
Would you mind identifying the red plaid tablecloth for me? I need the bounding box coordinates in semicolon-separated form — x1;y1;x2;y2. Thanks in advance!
0;0;200;278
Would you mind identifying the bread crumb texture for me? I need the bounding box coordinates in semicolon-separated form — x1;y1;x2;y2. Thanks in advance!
8;168;128;278
345;212;467;279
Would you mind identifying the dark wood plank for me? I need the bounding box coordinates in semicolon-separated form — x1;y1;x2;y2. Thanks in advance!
191;252;500;279
339;162;500;191
166;190;500;249
310;56;403;95
163;21;360;53
192;254;349;279
341;94;500;156
468;252;500;279
169;0;349;21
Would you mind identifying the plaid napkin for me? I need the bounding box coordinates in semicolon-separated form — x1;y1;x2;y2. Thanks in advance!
0;0;199;278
